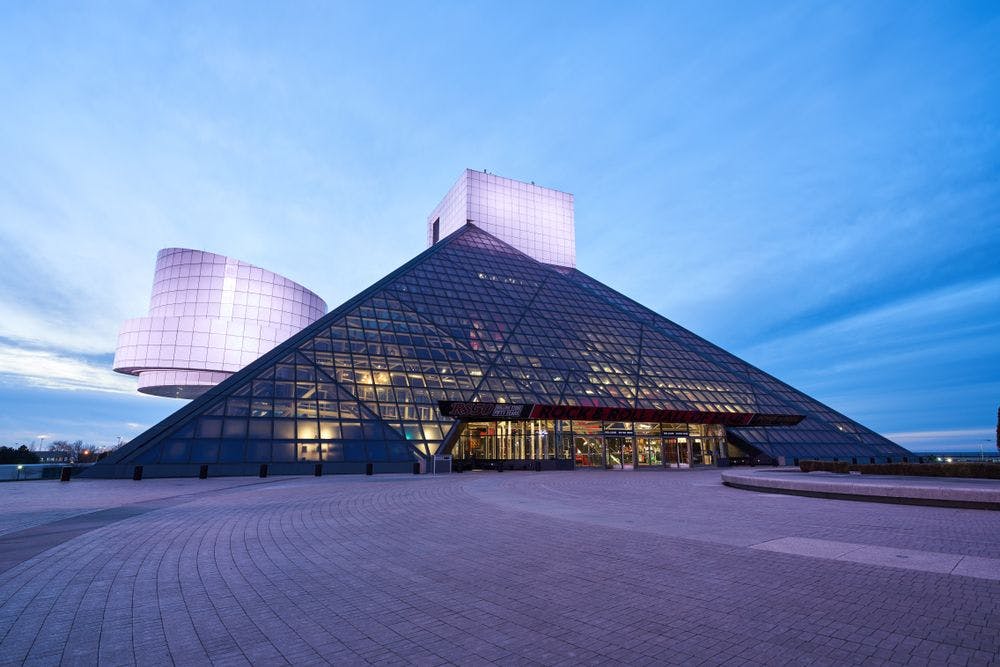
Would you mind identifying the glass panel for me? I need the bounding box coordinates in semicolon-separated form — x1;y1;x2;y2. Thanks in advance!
246;440;272;462
160;440;190;463
297;420;318;440
298;443;321;462
343;441;366;461
190;441;219;463
222;419;247;439
219;440;246;463
272;441;295;462
318;421;340;440
197;418;223;439
341;422;363;439
248;420;272;439
273;420;295;439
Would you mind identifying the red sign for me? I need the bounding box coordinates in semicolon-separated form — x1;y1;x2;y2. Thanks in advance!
437;401;804;426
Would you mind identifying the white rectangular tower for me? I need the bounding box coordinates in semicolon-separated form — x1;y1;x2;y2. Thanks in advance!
426;169;575;268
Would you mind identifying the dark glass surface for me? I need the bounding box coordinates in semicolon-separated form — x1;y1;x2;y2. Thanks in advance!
113;224;908;467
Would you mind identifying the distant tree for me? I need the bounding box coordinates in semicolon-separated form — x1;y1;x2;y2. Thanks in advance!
0;445;40;465
48;440;98;463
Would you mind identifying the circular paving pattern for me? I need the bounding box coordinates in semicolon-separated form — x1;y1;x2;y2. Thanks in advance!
0;470;998;665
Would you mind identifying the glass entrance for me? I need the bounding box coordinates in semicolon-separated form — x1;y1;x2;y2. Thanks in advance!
637;436;661;466
604;436;634;469
450;418;724;470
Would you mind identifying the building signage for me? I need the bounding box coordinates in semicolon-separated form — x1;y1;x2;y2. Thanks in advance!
438;402;533;420
438;401;804;426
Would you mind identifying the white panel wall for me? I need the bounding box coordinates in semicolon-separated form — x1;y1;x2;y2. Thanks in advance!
114;248;327;398
427;169;575;268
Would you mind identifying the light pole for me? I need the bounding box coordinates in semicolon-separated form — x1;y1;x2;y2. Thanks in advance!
37;435;46;451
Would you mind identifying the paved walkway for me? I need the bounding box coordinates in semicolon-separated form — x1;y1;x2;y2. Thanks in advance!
1;469;998;665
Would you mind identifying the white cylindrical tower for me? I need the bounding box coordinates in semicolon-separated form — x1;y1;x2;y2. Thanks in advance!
113;248;327;398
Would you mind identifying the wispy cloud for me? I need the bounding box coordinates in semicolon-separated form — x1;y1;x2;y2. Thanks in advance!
887;428;993;441
0;343;137;394
887;428;996;454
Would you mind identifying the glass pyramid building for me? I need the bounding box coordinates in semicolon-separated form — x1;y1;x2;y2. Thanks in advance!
89;174;909;478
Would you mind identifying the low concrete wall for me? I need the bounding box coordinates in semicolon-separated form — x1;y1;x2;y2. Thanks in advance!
722;470;1000;510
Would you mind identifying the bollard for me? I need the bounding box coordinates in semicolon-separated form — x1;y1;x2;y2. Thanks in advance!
365;462;374;476
60;467;72;482
199;464;208;479
413;462;420;475
259;463;268;478
133;465;143;481
314;463;323;477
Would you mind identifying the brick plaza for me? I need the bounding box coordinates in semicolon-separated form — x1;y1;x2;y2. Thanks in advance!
1;469;998;665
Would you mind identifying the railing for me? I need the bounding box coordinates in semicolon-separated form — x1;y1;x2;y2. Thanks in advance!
0;464;75;482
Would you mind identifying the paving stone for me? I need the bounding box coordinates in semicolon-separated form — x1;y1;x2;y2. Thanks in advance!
0;470;999;665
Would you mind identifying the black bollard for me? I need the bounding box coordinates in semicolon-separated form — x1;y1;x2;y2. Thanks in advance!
314;463;323;477
133;465;143;481
365;462;374;476
60;467;71;482
413;462;420;475
199;464;208;479
259;463;268;478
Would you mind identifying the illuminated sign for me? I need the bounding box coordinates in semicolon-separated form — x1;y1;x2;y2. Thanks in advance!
437;401;804;426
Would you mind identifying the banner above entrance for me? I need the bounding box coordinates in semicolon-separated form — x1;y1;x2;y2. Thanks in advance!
437;401;805;427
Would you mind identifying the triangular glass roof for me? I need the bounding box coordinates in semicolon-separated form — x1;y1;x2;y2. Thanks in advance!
102;224;908;468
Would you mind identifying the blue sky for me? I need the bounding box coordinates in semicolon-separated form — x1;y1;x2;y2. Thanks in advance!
1;2;997;453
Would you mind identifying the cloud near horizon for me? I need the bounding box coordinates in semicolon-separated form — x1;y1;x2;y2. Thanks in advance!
0;342;136;394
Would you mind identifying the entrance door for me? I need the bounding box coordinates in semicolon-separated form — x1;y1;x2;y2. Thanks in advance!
664;437;690;468
637;437;661;467
605;437;633;469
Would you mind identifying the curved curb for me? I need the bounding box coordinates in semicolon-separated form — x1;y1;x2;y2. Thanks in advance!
721;471;1000;511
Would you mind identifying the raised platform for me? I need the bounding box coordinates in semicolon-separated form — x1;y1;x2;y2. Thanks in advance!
722;468;1000;510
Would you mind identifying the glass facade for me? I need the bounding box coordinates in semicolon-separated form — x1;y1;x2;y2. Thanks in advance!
452;420;727;469
100;223;910;476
